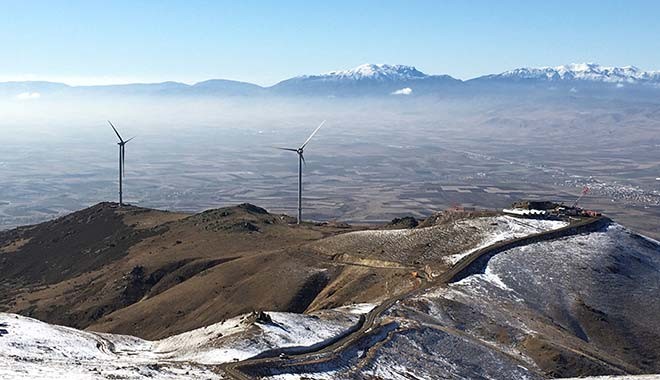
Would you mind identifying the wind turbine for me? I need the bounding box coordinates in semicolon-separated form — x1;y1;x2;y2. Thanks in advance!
108;121;134;206
274;120;326;224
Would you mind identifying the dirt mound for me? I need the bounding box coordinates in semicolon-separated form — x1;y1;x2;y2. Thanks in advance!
182;203;293;232
236;203;269;215
384;216;418;229
246;310;273;325
417;209;499;228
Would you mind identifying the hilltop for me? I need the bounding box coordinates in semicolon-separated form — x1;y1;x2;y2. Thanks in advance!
0;202;356;338
1;202;659;379
0;202;565;340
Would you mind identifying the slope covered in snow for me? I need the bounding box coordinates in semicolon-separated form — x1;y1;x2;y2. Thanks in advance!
300;64;428;82
313;214;567;268
394;223;660;378
0;313;211;380
0;306;367;379
256;224;660;379
154;309;362;364
270;63;460;96
483;63;660;84
442;215;568;265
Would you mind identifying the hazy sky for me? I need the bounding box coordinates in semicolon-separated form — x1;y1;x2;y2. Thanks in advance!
2;0;660;86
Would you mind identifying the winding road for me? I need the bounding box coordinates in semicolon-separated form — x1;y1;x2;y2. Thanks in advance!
219;216;609;379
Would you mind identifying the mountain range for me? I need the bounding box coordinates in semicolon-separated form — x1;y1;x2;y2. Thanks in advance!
3;63;660;98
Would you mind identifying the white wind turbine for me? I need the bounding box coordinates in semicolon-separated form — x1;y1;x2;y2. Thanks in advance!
274;120;326;224
108;121;134;206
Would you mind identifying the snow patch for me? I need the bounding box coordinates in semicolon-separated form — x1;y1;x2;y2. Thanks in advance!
335;303;378;315
267;372;339;380
444;216;568;265
156;310;360;364
0;307;365;379
483;265;513;291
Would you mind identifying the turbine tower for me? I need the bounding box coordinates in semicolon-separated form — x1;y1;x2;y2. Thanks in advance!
274;120;326;224
108;121;134;207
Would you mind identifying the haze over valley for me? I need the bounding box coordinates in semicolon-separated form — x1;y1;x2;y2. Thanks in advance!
2;64;659;238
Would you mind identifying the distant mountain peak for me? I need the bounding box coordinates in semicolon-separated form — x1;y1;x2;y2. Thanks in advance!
493;63;660;83
302;63;428;81
5;62;660;99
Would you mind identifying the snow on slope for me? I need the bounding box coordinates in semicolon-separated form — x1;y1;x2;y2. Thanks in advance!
0;307;366;379
446;223;660;318
413;223;660;376
443;215;568;265
283;223;660;380
314;215;567;270
0;313;208;380
491;63;660;84
298;64;427;81
327;63;660;84
427;223;660;336
154;309;361;364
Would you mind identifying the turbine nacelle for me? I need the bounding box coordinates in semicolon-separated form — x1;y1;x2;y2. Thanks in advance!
109;120;134;146
118;137;135;146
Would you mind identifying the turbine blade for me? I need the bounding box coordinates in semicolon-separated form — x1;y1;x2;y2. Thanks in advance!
108;120;124;143
300;120;326;149
124;136;136;143
301;153;306;166
272;146;298;152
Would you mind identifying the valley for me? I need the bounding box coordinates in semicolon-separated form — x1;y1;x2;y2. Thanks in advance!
1;97;658;241
1;63;659;380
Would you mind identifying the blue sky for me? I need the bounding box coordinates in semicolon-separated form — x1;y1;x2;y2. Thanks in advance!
2;0;659;86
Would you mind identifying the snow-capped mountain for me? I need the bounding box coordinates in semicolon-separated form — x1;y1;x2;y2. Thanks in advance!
271;63;459;95
300;63;428;82
3;62;660;99
481;63;660;84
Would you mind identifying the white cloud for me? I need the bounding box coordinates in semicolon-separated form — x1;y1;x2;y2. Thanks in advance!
391;87;412;95
569;87;578;93
616;83;624;88
16;92;41;100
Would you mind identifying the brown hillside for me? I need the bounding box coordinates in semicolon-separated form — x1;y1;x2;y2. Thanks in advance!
0;204;514;340
2;203;421;338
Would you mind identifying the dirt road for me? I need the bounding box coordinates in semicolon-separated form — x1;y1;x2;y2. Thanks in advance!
219;216;610;379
